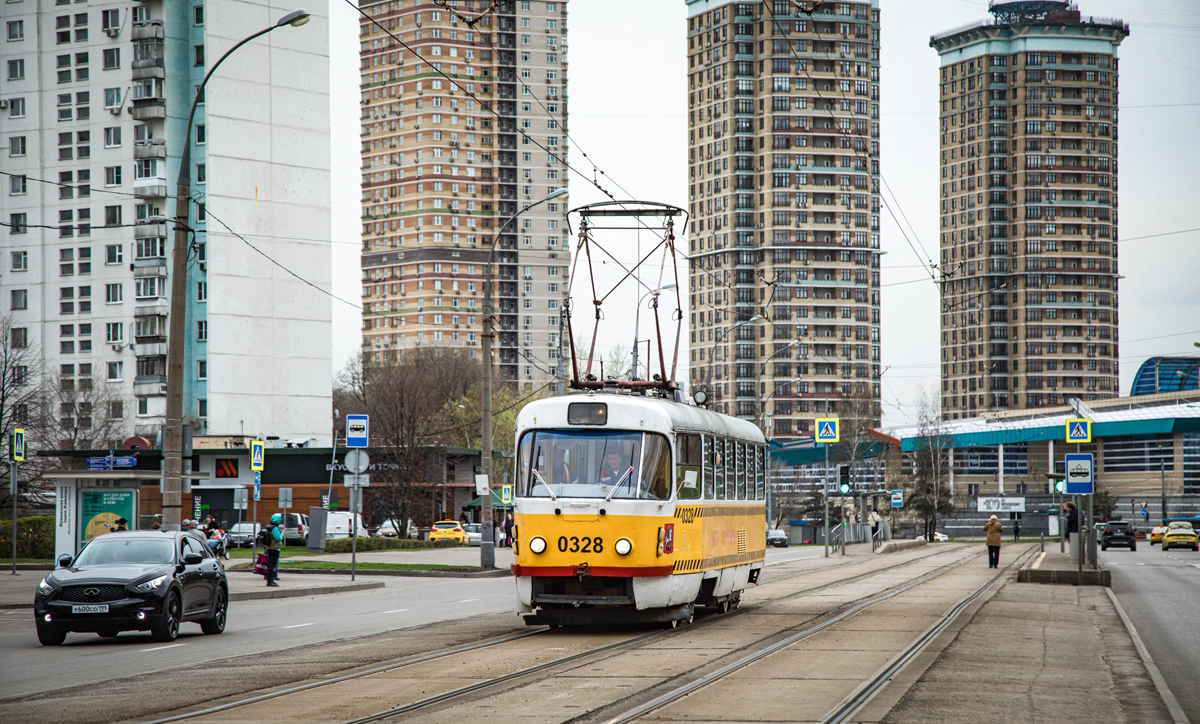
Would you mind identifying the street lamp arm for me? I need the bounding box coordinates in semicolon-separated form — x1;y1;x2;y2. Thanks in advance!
177;13;309;186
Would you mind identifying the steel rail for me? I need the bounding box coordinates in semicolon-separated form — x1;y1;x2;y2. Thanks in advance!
598;546;1026;724
136;546;971;724
818;546;1039;724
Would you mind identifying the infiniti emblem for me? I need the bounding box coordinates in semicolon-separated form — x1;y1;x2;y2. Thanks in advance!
84;588;100;598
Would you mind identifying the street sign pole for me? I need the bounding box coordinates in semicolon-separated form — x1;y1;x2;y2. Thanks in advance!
823;444;829;559
11;428;24;575
351;486;358;582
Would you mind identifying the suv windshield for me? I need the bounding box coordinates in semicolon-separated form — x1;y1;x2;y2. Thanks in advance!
74;537;174;566
517;429;671;500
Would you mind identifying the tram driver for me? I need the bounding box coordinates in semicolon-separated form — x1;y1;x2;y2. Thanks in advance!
598;446;638;493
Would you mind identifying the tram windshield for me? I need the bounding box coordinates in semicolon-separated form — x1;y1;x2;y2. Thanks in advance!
517;430;671;500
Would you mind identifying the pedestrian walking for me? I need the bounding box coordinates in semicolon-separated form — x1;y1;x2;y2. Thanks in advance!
184;519;209;545
504;512;514;547
983;514;1003;568
260;514;284;587
1064;501;1078;543
1013;520;1021;541
868;509;882;539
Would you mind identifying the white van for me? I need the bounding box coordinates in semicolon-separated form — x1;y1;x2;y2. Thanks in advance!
325;511;370;540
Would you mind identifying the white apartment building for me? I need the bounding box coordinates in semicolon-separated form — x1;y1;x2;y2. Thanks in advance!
1;0;333;444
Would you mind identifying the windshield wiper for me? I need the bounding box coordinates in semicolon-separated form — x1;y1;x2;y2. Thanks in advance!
604;466;637;502
532;468;558;500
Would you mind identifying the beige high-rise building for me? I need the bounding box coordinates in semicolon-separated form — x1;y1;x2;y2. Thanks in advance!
686;1;883;441
358;0;570;391
931;1;1127;419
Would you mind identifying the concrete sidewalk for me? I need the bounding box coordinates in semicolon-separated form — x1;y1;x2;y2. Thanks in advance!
286;545;516;567
0;569;384;609
1018;549;1111;585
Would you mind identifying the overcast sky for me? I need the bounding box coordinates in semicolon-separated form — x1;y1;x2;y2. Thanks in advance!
326;0;1200;428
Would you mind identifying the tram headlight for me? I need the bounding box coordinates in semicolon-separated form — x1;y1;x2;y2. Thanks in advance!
615;538;633;556
529;536;547;554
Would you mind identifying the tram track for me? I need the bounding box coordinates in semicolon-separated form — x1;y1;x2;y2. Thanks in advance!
135;544;972;724
595;544;1039;724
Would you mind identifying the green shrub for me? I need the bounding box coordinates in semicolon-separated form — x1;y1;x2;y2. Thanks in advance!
0;516;55;559
321;536;458;554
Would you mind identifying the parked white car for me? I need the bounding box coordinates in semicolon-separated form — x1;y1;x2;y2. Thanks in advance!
325;512;369;539
916;532;950;542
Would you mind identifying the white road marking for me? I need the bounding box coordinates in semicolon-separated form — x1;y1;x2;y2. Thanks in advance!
281;622;314;629
382;609;408;614
141;643;186;652
457;599;479;603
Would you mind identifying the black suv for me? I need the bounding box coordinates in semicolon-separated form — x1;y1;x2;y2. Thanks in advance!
33;530;228;646
1101;521;1137;551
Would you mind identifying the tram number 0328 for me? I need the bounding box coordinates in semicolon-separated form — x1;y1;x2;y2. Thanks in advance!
558;536;603;553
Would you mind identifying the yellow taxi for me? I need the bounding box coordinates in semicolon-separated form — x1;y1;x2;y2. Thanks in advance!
1149;526;1168;545
428;520;469;545
1161;522;1199;552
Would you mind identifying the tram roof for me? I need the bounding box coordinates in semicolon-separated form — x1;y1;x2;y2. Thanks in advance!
518;392;766;444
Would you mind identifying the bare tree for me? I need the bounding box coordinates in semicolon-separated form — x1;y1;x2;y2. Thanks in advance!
907;386;954;539
838;381;882;522
46;371;131;450
0;315;49;514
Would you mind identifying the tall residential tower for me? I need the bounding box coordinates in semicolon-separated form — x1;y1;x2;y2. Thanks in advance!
931;1;1127;418
358;0;570;392
686;0;882;440
1;0;332;443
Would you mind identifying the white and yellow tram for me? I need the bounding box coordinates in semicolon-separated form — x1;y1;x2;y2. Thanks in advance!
511;391;767;626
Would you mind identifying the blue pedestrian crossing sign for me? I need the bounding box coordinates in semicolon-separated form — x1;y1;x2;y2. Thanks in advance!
250;440;265;472
11;428;24;462
815;417;839;443
501;484;512;505
1065;418;1091;443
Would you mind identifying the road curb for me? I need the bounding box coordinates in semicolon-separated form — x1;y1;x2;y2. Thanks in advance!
230;566;511;579
231;580;386;601
1105;587;1189;724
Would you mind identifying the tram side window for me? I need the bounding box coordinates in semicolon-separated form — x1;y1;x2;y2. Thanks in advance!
676;433;702;500
735;441;746;500
640;433;672;500
703;436;715;499
715;438;727;500
756;446;766;500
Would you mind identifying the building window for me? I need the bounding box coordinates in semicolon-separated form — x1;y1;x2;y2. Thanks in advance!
197;320;207;341
107;361;123;381
10;289;27;310
108;401;123;419
9;175;26;195
6;58;24;81
137;397;148;415
196;281;207;302
105;244;123;264
105;206;122;226
197;399;207;418
11;251;27;269
102;48;119;69
105;322;123;343
197;360;207;380
103;126;121;147
11;327;28;349
104;166;122;186
195;164;205;183
9;136;26;157
194;6;204;26
105;283;123;303
8;214;27;234
196;124;206;144
194;44;204;67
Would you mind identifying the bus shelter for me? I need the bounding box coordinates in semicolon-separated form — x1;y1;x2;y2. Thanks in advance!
45;471;209;560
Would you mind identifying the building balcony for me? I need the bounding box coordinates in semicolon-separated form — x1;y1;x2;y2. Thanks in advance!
135;342;167;357
134;222;167;238
133;376;167;396
134;142;166;159
131;100;166;120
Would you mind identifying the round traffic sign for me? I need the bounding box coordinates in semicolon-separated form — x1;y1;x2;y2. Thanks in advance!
344;449;370;474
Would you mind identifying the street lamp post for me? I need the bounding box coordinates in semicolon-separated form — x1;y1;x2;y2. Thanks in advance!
631;284;676;380
161;10;310;531
704;314;762;407
480;188;568;568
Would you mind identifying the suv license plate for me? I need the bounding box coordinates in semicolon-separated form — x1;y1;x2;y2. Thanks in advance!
71;604;109;614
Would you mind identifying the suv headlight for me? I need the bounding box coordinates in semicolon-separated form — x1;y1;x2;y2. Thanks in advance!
135;575;168;592
37;578;54;595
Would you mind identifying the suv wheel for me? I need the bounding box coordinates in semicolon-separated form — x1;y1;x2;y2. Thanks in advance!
201;587;227;635
151;591;181;642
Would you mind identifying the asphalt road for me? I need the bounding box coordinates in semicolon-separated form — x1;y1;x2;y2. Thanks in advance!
0;574;514;700
1102;541;1200;722
0;547;815;701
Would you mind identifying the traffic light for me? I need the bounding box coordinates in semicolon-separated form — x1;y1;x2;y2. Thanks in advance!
1055;480;1064;493
838;464;850;494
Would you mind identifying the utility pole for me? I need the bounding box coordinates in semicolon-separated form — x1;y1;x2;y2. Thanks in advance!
480;189;567;569
161;11;310;531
